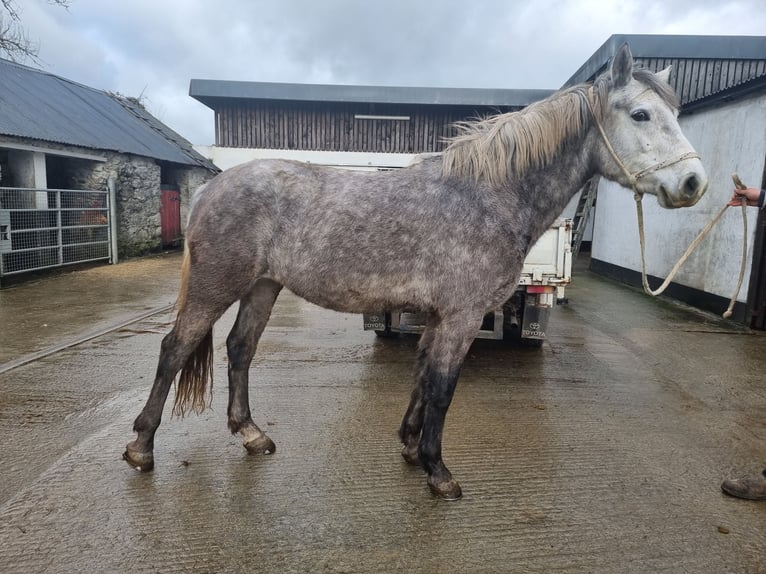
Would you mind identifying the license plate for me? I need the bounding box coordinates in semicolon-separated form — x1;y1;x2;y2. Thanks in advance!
363;313;387;331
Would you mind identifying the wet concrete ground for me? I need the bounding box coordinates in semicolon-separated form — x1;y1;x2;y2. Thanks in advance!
0;252;182;365
0;254;764;573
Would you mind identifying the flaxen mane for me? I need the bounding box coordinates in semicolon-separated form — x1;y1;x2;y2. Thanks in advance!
441;68;679;188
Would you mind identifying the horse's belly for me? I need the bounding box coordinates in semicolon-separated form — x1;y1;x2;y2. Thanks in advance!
276;270;430;314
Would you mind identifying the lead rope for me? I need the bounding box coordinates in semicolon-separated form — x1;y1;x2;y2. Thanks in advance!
634;184;747;319
586;92;749;319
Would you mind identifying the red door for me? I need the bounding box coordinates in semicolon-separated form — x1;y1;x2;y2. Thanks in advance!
160;188;181;247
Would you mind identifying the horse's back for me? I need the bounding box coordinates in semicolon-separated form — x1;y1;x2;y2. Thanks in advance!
183;157;517;314
193;157;432;210
189;157;444;240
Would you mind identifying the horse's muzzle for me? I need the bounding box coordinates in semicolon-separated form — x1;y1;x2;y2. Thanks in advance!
659;171;708;208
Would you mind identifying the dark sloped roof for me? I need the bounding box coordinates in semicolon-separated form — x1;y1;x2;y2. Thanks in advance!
564;34;766;110
0;58;217;171
189;79;553;109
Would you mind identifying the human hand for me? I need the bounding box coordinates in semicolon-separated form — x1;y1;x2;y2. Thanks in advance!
728;187;763;207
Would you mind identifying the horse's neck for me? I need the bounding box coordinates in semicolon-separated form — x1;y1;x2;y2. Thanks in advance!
508;138;595;230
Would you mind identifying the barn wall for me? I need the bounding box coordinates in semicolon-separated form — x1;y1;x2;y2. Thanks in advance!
214;102;519;154
591;92;766;305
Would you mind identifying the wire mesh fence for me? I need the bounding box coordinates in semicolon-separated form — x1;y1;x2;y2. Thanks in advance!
0;187;111;279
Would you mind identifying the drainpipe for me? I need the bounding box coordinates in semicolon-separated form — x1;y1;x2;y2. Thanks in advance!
107;176;119;264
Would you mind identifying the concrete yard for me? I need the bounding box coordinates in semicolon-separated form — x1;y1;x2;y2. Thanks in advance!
0;253;764;573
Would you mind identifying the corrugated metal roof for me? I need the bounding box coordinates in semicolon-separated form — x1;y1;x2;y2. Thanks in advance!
564;34;766;109
189;79;553;109
0;58;216;170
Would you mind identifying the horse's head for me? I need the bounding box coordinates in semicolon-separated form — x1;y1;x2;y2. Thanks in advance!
592;44;708;208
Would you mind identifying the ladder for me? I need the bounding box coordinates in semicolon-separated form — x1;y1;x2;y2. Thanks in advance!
571;176;598;260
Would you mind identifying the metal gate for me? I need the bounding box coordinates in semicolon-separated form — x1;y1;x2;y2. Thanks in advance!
0;187;111;281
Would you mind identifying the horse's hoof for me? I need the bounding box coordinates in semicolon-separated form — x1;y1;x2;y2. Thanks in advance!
123;443;154;472
428;476;462;500
244;435;276;455
401;444;421;466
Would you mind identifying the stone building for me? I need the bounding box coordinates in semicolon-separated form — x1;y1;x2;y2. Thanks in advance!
0;57;218;278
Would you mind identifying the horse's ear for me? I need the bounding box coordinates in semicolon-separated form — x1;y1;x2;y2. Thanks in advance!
610;43;633;88
656;66;672;84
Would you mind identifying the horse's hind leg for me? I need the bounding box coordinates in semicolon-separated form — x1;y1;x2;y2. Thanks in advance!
226;278;282;455
124;297;227;471
124;246;254;470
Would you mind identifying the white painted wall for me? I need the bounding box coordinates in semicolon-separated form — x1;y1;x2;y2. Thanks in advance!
194;146;418;172
7;150;48;189
7;150;48;208
591;92;766;301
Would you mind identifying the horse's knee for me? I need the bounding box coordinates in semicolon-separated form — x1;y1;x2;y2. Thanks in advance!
424;362;459;399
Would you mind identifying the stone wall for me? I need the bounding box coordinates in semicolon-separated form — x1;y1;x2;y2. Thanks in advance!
75;153;215;257
117;156;162;256
66;152;161;256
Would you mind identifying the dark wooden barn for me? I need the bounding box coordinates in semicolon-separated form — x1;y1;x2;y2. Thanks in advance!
190;81;553;168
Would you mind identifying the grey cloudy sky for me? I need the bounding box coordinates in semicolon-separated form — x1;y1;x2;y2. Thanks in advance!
18;0;766;145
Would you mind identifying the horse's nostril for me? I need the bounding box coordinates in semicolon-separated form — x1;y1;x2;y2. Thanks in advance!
682;174;700;198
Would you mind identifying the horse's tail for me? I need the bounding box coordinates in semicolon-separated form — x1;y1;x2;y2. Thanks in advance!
172;246;214;417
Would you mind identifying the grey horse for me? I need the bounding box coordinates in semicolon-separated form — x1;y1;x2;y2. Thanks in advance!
124;44;707;500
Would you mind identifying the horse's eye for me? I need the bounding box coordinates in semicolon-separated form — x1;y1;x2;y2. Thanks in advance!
631;110;650;122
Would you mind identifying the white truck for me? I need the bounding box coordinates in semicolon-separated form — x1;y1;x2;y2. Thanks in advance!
363;218;573;346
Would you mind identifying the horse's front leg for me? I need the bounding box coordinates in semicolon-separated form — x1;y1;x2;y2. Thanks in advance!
417;314;481;500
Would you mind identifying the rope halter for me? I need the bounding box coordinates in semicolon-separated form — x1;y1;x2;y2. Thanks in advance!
585;87;700;194
584;86;747;319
